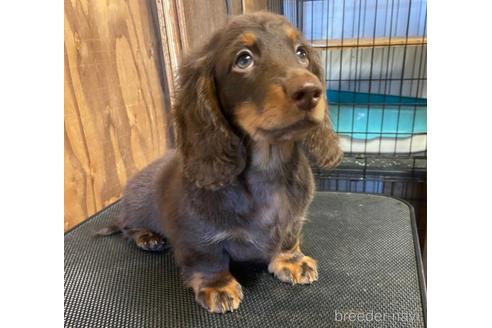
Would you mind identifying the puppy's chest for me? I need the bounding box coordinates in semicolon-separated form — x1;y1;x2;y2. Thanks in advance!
226;185;291;235
243;168;310;222
248;187;290;225
222;180;305;261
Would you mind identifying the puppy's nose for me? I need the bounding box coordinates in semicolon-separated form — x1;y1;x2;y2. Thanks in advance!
289;82;322;111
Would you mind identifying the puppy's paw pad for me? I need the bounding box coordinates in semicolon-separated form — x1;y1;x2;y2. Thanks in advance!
196;280;243;313
269;253;318;285
135;233;166;252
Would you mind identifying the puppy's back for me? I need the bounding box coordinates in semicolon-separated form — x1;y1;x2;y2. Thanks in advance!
118;150;179;235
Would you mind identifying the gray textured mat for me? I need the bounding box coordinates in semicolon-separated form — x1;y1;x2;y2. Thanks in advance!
65;192;425;328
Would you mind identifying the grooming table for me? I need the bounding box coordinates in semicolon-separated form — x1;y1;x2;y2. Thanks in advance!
65;192;426;328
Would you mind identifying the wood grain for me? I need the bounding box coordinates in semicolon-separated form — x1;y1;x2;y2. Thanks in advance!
227;0;244;15
177;0;229;52
311;37;427;49
242;0;268;13
154;0;183;103
154;0;233;102
64;0;170;231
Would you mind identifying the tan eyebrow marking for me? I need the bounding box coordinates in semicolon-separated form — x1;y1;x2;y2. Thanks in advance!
284;25;299;43
240;32;257;46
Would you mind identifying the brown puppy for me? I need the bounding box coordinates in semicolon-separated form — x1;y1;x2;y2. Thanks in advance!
99;12;343;313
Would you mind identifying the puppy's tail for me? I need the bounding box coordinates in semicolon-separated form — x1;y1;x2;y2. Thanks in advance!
95;224;122;236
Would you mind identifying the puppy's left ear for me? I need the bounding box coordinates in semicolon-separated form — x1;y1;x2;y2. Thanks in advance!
302;48;343;169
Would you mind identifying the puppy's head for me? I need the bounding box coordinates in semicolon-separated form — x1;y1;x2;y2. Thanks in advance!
174;12;340;189
213;13;326;142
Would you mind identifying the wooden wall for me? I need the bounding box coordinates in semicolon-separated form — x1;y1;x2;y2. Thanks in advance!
155;0;260;62
64;0;171;231
64;0;268;231
243;0;268;13
177;0;229;51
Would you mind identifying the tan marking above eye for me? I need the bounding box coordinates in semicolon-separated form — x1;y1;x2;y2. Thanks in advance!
283;25;299;43
240;32;257;46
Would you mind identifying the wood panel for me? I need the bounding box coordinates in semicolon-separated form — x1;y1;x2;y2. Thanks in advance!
154;0;183;103
227;0;244;15
176;0;229;52
242;0;268;13
311;37;427;49
64;0;170;231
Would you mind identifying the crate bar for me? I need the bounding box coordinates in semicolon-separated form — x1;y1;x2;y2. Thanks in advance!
349;0;363;154
363;0;380;155
408;2;426;156
377;0;396;155
393;0;414;154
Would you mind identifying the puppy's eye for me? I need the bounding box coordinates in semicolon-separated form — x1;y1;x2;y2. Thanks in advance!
234;50;254;71
295;45;309;66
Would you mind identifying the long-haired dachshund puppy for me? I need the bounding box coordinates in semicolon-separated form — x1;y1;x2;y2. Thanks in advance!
99;12;343;313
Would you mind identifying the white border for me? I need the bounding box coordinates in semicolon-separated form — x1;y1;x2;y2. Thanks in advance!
0;1;63;327
429;0;492;327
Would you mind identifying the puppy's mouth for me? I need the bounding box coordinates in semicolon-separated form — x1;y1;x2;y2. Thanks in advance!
257;114;321;140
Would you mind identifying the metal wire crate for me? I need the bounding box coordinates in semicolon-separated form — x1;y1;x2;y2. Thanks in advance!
265;0;427;248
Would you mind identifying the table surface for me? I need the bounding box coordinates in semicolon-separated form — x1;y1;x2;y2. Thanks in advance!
65;192;426;328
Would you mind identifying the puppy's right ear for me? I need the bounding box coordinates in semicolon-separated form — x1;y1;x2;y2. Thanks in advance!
173;50;246;190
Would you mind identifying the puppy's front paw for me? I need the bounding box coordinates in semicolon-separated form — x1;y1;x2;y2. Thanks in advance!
268;252;318;285
190;272;243;313
134;231;167;252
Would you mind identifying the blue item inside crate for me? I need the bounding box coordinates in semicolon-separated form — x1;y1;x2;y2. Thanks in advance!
327;90;427;140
